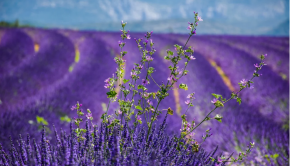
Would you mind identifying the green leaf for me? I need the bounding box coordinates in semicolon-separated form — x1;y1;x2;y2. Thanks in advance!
36;116;48;125
181;114;186;121
237;97;242;105
164;56;170;60
123;79;130;84
179;84;188;90
167;107;174;115
167;50;174;56
80;129;87;133
214;100;224;108
231;92;237;99
138;85;144;89
135;105;143;111
148;67;154;74
106;90;117;98
270;154;279;159
214;114;223;122
181;132;187;138
212;93;222;99
60;115;71;123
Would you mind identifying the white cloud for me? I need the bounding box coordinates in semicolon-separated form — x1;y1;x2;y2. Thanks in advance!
207;7;213;18
179;6;187;18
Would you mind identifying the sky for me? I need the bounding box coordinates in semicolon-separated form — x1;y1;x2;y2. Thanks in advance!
0;0;289;36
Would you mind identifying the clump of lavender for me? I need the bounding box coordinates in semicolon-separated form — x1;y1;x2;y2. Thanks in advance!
0;121;223;165
0;11;267;165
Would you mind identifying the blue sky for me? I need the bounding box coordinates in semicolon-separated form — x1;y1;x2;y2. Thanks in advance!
0;0;289;36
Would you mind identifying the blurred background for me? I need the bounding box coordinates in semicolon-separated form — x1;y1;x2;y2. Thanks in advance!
0;0;289;36
0;0;289;165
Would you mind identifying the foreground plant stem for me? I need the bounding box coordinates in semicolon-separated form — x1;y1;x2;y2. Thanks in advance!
145;34;193;143
185;75;255;138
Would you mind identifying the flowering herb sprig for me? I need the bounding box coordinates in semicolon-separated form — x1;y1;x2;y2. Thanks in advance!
98;12;265;166
60;12;267;165
174;53;267;162
0;11;276;165
71;101;94;142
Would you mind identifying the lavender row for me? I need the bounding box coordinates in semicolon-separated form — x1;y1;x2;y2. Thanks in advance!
206;35;289;79
0;29;34;78
168;34;289;123
0;120;220;166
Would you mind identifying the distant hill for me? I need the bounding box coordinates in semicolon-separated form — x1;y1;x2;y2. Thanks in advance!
0;20;32;28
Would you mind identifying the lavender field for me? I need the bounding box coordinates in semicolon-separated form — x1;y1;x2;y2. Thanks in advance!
0;27;289;165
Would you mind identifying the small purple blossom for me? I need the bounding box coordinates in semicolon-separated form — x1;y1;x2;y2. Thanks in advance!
142;79;148;86
192;29;196;35
197;16;203;21
187;93;195;99
185;100;190;105
147;99;153;106
211;98;218;104
104;84;110;89
127;35;131;39
145;56;153;62
71;105;76;111
240;79;247;86
86;113;93;120
131;71;137;78
254;63;259;68
116;109;122;115
190;56;196;60
104;78;110;83
143;92;149;98
167;75;177;82
137;115;142;121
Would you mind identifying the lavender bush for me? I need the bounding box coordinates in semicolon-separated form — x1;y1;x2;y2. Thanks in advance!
0;12;287;165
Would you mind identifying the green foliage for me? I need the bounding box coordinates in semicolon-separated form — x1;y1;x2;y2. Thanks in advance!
237;97;242;105
148;67;154;75
214;114;223;122
106;90;117;98
179;83;188;90
123;79;130;84
214;100;224;108
212;93;222;99
60;115;71;123
135;105;143;111
36;116;48;125
167;107;174;115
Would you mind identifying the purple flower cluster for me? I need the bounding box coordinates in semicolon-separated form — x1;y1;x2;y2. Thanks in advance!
0;121;222;165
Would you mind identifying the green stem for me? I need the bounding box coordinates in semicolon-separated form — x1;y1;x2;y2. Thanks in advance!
146;99;162;142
